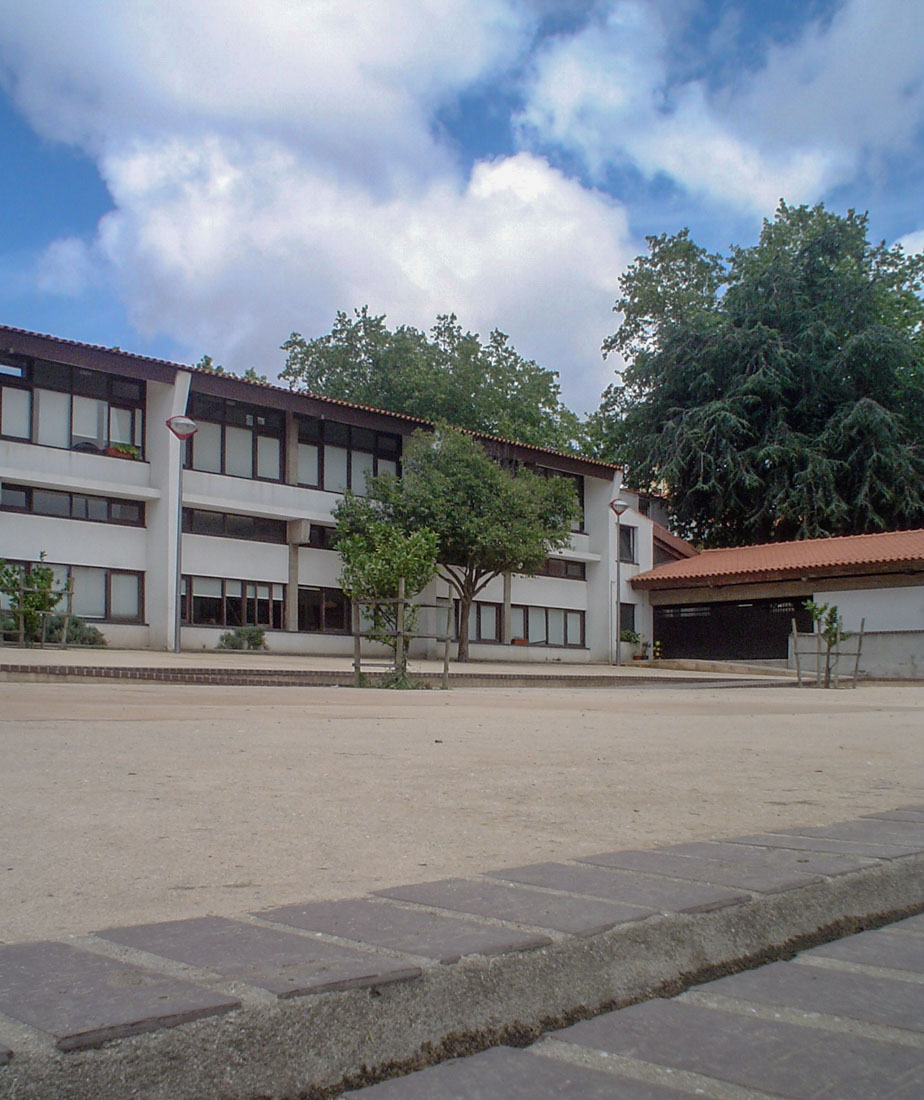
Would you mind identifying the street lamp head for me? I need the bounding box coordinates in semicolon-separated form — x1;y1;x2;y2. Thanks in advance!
166;414;198;440
609;497;629;517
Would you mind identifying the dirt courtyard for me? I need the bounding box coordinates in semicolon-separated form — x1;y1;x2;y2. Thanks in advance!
1;680;922;944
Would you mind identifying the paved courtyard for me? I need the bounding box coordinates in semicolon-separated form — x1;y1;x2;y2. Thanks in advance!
1;680;922;945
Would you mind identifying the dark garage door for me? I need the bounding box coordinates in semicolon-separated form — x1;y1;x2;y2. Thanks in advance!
654;598;813;661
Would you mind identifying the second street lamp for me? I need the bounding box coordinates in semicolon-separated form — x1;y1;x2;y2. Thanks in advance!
609;497;629;667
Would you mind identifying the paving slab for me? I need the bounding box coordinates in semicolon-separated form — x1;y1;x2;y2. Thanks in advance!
486;862;749;913
374;878;654;937
724;831;921;858
863;809;924;823
97;916;421;998
662;839;873;876
342;1045;686;1099
781;818;924;846
888;913;924;937
0;940;238;1052
575;848;821;894
550;997;924;1099
804;927;924;973
256;898;551;964
704;957;924;1031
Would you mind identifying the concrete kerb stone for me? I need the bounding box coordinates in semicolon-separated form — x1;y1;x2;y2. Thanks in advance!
0;819;922;1099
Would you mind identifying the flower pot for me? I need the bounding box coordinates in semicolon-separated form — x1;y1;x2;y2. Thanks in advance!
511;637;529;646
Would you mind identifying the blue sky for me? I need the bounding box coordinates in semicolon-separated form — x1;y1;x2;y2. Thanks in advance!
1;0;922;414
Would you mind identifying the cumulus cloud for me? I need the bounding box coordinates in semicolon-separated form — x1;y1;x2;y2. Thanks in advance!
518;0;924;214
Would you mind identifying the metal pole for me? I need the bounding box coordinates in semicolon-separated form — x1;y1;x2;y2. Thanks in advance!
615;510;622;667
173;455;183;653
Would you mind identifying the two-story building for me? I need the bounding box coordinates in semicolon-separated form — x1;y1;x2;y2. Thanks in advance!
0;324;671;661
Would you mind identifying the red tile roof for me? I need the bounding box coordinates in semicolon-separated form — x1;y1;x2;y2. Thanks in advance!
651;522;698;559
633;528;924;589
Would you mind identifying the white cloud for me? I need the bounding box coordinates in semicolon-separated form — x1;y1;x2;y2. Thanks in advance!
518;0;924;214
895;229;924;256
92;137;631;411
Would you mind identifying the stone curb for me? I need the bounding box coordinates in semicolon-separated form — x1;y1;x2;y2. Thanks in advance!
0;662;796;689
1;810;922;1099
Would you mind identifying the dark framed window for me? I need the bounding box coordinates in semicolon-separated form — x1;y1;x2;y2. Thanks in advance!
1;484;145;526
535;557;586;580
185;392;284;481
0;357;145;456
305;524;339;550
510;604;585;648
453;600;501;643
182;576;285;629
295;415;401;494
619;524;637;563
619;602;636;633
182;508;286;544
529;466;585;532
297;586;350;633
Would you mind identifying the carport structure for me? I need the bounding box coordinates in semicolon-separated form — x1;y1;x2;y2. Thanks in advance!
632;528;924;666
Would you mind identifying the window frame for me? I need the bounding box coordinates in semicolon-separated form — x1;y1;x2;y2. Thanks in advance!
1;484;145;527
0;356;146;457
294;415;402;493
185;393;285;483
181;508;286;544
182;575;286;629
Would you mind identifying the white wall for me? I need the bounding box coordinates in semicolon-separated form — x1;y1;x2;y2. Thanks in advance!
827;585;924;633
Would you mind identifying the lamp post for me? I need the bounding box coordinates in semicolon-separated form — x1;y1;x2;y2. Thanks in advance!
166;415;198;653
609;497;629;666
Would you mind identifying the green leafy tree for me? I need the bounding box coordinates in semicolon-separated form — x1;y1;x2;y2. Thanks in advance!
281;307;581;451
333;517;439;674
588;203;924;545
334;426;580;661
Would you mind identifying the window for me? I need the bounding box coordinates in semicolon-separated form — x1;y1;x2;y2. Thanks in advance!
619;602;636;633
295;416;401;493
530;466;585;532
510;604;585;647
619;524;637;563
305;525;339;550
182;508;286;543
535;558;586;580
3;561;144;622
453;600;501;643
186;392;284;481
0;357;145;456
297;586;350;633
183;576;285;629
1;484;145;526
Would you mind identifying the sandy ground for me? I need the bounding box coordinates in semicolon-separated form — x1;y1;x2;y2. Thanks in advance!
0;680;922;944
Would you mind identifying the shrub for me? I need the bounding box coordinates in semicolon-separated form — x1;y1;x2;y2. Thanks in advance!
217;626;267;651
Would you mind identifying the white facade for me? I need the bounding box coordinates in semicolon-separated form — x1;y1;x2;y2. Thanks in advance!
0;326;660;662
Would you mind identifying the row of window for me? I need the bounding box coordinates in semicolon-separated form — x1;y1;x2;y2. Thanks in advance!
1;484;144;526
459;600;586;648
1;359;145;456
181;508;338;549
0;560;143;622
181;576;349;634
184;393;402;492
534;557;586;581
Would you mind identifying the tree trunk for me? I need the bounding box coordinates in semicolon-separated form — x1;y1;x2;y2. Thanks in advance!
457;593;472;662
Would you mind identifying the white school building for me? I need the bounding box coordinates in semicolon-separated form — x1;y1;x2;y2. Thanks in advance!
0;324;678;661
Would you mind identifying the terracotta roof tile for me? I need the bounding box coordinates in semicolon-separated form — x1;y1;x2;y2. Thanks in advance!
633;528;924;589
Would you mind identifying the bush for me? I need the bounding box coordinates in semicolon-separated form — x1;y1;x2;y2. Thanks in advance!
619;629;640;644
44;614;107;647
217;626;267;651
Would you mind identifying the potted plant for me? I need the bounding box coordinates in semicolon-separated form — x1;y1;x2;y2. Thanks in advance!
105;442;142;460
619;628;639;663
633;637;650;660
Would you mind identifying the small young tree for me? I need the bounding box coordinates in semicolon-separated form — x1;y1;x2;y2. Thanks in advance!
334;516;439;675
0;556;63;644
335;426;580;661
804;599;851;688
